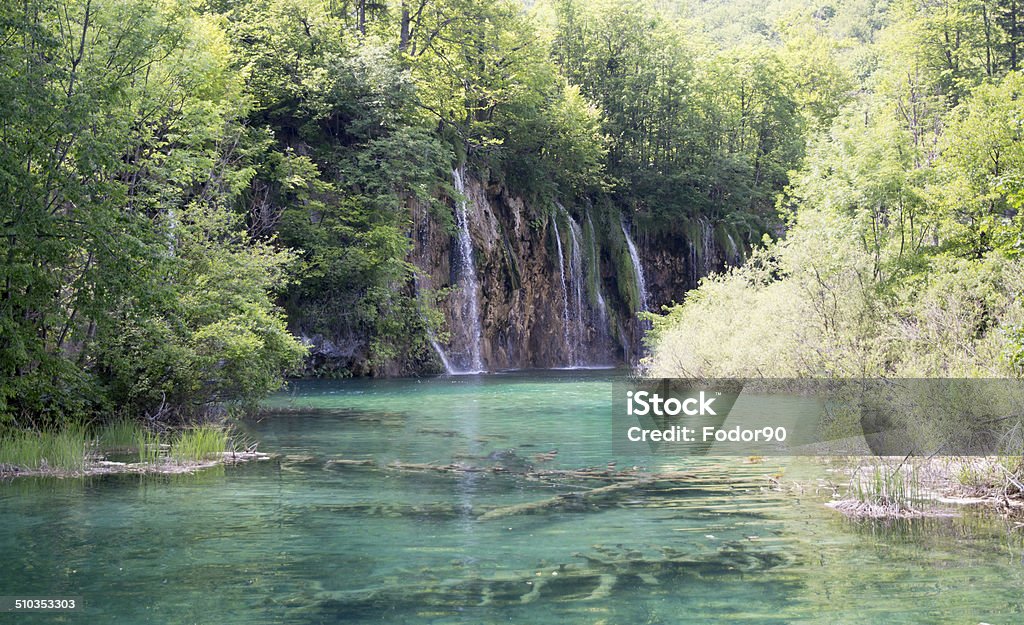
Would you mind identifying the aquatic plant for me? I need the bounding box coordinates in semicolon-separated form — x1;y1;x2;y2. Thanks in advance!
0;426;89;472
97;418;142;452
170;426;229;462
135;429;163;464
851;460;921;513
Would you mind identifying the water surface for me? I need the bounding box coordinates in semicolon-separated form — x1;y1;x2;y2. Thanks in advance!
1;370;1022;624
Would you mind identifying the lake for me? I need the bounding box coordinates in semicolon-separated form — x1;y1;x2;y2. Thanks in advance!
1;370;1022;624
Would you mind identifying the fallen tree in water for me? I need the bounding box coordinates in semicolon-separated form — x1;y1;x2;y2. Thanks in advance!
477;478;659;521
314;448;777;523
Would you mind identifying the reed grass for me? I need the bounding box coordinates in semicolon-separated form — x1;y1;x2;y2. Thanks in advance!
135;429;163;464
97;418;140;451
1;421;233;473
170;425;228;462
0;426;89;472
852;460;921;510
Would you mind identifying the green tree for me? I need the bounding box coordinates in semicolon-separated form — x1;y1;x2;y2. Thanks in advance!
937;70;1024;257
0;0;305;425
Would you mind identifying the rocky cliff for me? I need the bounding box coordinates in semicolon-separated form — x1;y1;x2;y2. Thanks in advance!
296;166;749;376
409;167;747;373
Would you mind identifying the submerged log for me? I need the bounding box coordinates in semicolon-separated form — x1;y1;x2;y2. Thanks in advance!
478;478;656;521
380;459;696;482
322;458;375;469
316;457;721;522
301;541;791;614
317;454;774;524
385;461;497;474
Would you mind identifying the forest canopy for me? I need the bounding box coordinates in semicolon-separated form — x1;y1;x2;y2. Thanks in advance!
3;0;1023;428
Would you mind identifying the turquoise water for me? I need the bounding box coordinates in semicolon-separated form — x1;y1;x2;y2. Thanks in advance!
1;370;1023;624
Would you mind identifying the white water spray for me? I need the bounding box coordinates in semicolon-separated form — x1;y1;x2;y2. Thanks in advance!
451;167;484;373
621;220;649;312
551;211;575;365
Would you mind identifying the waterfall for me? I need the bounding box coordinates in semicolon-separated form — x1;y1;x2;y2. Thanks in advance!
621;220;649;312
428;335;455;374
585;215;609;330
585;215;611;354
689;239;698;287
550;211;575;365
413;275;455;375
726;233;743;266
565;208;587;365
451;167;484;373
701;218;715;277
553;205;592;366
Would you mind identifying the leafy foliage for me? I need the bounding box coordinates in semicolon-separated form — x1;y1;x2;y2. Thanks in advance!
8;0;1024;431
646;0;1024;379
0;0;305;426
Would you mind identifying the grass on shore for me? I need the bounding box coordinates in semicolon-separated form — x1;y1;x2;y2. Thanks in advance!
0;426;90;472
852;460;921;510
0;422;235;474
171;426;229;462
831;456;1024;519
97;418;140;451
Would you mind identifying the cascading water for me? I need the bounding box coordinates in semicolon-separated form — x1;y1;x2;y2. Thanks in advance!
584;214;612;358
621;220;649;312
726;233;743;266
701;218;715;277
690;239;698;287
451;167;484;373
553;205;594;367
550;211;575;365
566;213;586;361
413;275;455;374
620;218;653;366
585;215;609;331
429;335;455;374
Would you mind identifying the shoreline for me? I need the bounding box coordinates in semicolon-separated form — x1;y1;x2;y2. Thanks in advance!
0;451;272;480
814;456;1024;521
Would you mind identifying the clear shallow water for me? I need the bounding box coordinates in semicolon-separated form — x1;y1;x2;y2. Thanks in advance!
1;370;1022;624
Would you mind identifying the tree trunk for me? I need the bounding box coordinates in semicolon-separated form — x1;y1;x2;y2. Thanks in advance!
983;4;993;76
400;5;411;52
1012;0;1019;71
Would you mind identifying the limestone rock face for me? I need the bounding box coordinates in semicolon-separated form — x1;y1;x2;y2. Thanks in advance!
412;171;742;373
300;168;743;375
412;172;618;371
